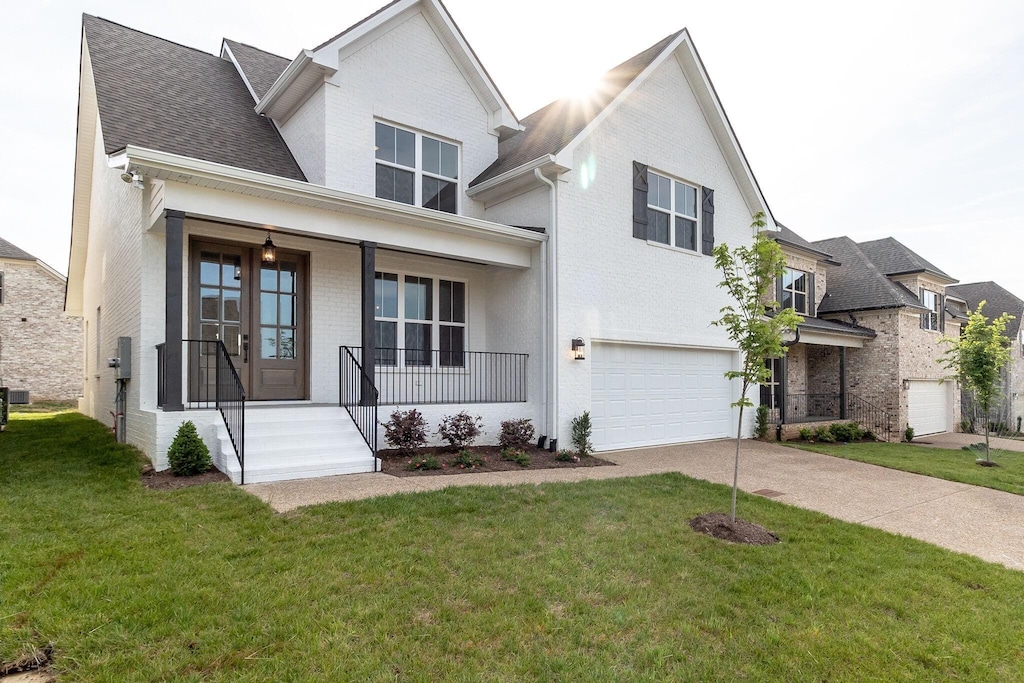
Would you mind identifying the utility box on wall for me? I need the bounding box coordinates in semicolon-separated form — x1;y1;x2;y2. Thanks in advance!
115;336;132;380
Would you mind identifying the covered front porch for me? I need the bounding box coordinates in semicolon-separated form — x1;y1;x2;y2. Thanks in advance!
139;150;545;483
762;318;895;440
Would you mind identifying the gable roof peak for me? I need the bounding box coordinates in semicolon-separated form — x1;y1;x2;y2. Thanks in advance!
0;235;37;262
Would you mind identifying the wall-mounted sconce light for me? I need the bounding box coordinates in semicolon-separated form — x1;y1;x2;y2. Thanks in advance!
261;233;277;265
902;379;910;391
572;337;586;361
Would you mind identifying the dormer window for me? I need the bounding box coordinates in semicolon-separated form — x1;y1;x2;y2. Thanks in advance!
375;122;459;214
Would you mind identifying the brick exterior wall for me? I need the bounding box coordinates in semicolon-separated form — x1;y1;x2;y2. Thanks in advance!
0;259;83;400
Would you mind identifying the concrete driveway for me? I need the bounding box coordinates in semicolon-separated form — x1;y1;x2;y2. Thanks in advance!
248;438;1024;570
911;431;1024;453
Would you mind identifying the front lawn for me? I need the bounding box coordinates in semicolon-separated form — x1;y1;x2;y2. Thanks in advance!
4;413;1024;681
790;441;1024;496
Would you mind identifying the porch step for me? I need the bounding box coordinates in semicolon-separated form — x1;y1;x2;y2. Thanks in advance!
213;404;378;484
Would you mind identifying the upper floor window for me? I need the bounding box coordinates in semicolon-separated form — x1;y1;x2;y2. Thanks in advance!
781;268;809;315
374;122;459;214
920;289;940;331
647;170;698;251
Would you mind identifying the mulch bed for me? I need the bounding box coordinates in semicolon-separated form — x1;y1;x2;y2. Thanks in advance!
140;466;231;490
380;445;615;477
688;512;779;546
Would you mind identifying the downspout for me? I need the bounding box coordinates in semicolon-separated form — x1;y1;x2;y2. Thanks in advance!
535;168;558;451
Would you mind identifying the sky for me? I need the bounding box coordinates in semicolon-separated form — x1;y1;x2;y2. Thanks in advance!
2;0;1022;299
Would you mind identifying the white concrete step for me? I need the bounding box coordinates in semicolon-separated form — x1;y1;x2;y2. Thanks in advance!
211;404;376;484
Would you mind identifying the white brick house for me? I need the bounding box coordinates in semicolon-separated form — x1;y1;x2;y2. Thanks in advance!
67;0;774;483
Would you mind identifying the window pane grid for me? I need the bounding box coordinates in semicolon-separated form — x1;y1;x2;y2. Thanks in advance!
647;170;699;251
374;122;459;214
374;272;467;368
782;268;810;315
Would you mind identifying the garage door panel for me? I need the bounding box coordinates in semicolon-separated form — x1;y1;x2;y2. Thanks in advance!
592;343;735;450
908;381;949;436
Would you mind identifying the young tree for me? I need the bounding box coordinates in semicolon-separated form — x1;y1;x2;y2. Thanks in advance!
939;301;1013;463
712;212;802;522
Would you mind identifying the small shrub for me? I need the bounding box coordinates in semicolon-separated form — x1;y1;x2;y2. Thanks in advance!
754;405;770;439
384;408;428;456
453;449;485;469
501;448;531;467
556;449;580;463
863;429;877;441
904;424;915;443
829;422;865;443
167;420;212;476
571;412;594;457
407;454;442;471
436;412;483;451
961;442;987;454
798;428;813;441
960;419;976;435
814;425;835;443
498;418;535;450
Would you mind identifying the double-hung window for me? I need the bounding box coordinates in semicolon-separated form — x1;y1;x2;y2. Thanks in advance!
781;268;809;314
374;271;467;367
646;170;698;251
920;289;940;331
375;122;459;214
761;358;782;411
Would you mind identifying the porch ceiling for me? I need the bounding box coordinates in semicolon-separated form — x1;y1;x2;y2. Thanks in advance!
125;146;544;269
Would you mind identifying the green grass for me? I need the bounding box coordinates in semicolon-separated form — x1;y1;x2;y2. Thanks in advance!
791;441;1024;496
8;400;78;414
4;413;1024;681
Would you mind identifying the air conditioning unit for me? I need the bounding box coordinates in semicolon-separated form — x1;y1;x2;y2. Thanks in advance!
9;390;29;404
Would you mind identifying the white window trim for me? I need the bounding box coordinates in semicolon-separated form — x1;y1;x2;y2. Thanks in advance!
782;267;811;315
646;169;700;254
374;269;469;370
374;120;461;214
921;289;940;331
762;357;782;410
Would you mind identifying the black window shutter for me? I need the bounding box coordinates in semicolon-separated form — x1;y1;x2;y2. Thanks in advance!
775;275;784;310
919;287;927;329
632;162;649;240
939;294;946;333
807;272;816;316
701;187;715;255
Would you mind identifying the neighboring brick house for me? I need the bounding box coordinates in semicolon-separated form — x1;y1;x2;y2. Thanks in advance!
767;227;963;439
68;1;775;483
0;236;83;401
946;281;1024;432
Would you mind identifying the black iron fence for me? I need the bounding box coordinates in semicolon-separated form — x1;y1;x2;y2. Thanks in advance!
783;393;841;423
769;391;896;442
847;393;896;442
340;346;378;469
156;340;245;482
346;347;528;405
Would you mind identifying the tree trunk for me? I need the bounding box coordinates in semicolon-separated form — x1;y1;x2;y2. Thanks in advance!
985;422;991;463
731;391;746;524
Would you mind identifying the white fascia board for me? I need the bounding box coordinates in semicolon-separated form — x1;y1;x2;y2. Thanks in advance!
797;328;867;348
121;146;546;248
254;51;336;119
466;155;565;201
220;41;259;103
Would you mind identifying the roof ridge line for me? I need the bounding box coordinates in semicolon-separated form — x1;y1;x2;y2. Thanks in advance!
84;14;220;60
222;38;289;62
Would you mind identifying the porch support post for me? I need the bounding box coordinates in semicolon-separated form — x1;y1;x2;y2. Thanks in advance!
360;241;376;406
779;355;788;425
163;209;185;412
839;346;848;420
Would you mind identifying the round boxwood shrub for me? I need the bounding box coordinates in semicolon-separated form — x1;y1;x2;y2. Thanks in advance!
167;420;212;476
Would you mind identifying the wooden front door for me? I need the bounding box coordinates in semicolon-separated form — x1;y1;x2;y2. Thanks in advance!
191;240;308;402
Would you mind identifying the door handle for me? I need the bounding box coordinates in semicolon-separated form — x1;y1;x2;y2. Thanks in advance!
242;334;249;364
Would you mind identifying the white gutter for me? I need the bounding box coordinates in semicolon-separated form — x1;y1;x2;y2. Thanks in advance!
254;50;314;116
535;168;558;449
120;146;546;248
466;155;558;197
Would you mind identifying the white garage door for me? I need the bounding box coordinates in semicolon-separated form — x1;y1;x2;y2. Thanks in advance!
590;343;736;451
908;380;950;436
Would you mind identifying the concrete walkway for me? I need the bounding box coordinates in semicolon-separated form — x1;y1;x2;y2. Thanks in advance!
247;439;1024;570
911;431;1024;453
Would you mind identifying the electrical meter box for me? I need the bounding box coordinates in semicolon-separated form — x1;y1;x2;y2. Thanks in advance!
116;337;132;380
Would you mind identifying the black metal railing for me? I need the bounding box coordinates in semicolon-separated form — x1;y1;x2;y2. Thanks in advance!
156;340;245;482
345;347;528;405
340;346;378;470
0;387;9;432
847;393;896;442
783;393;841;423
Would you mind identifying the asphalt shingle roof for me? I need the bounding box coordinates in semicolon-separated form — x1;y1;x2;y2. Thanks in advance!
798;315;876;338
222;39;291;101
0;236;37;261
857;237;954;280
946;281;1024;337
774;223;832;260
470;31;683;187
83;15;305;181
812;236;925;314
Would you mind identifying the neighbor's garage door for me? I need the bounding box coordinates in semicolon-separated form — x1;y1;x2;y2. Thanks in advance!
908;380;950;436
590;343;735;451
